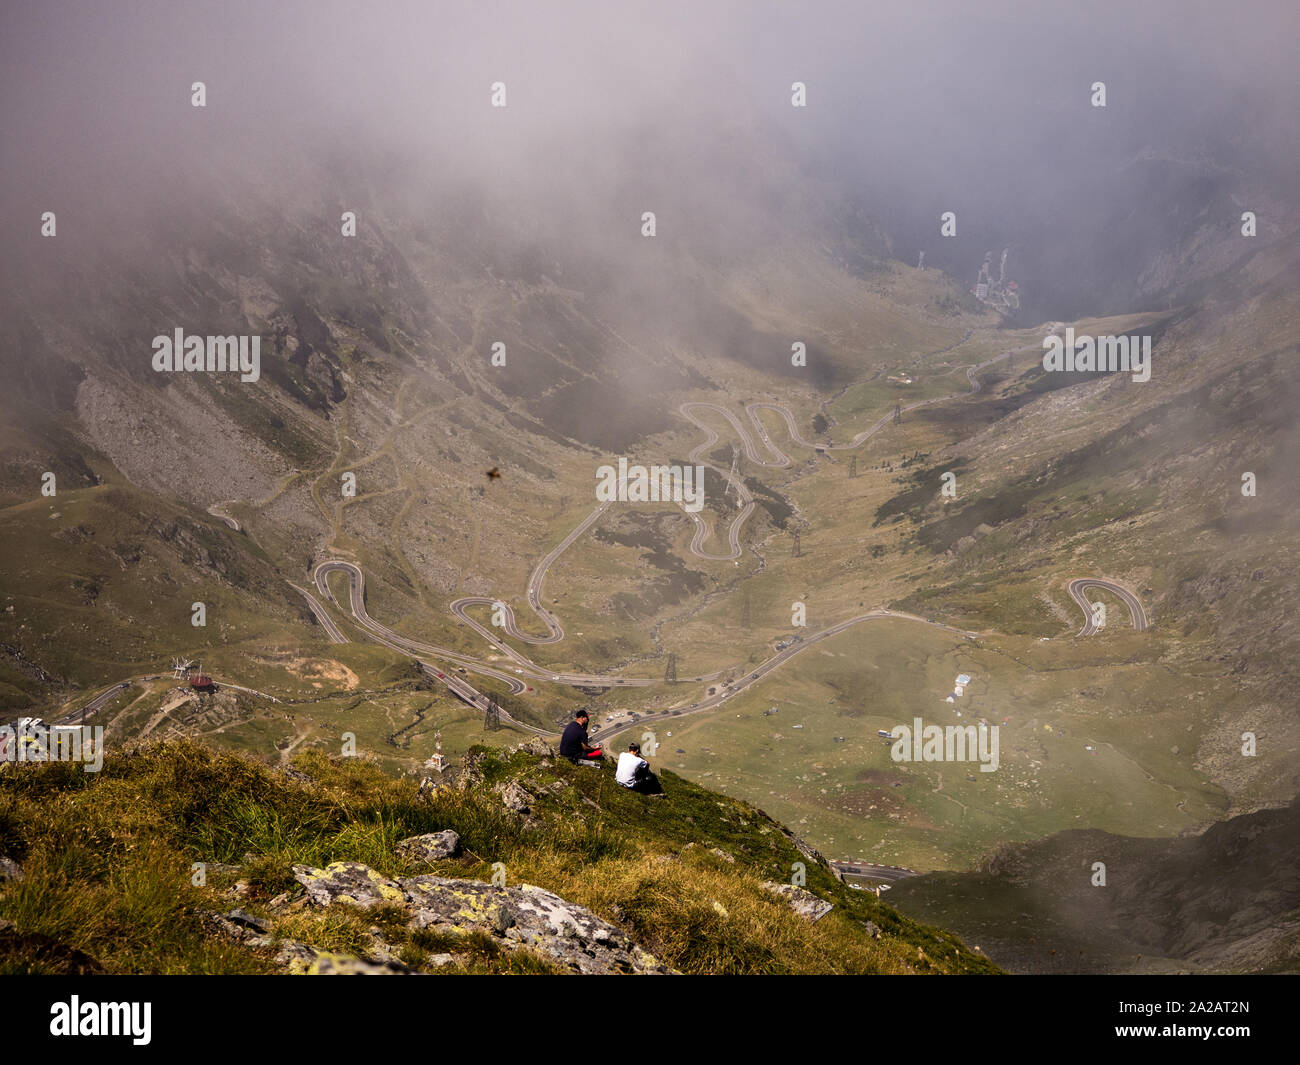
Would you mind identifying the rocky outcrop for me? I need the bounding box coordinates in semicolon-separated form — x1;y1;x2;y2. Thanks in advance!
401;875;672;974
288;860;672;974
763;881;834;922
495;780;535;815
396;830;460;864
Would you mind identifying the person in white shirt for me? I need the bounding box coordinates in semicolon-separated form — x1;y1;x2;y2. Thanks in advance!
615;742;662;793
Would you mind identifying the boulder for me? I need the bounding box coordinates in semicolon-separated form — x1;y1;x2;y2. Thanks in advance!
0;856;23;883
762;881;834;922
495;779;535;814
291;860;405;909
396;830;461;864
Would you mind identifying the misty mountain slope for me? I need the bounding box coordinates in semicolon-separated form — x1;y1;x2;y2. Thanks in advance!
0;148;977;722
869;221;1300;809
889;796;1300;974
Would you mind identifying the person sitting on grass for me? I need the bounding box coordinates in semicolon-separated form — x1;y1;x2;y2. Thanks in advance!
559;710;603;765
615;742;663;794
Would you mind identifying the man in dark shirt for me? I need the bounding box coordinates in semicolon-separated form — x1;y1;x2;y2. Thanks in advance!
559;710;602;764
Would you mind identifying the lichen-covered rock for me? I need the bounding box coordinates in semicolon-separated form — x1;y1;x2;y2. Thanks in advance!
207;908;271;941
495;779;535;814
258;936;415;974
292;950;416;975
267;938;318;966
396;830;460;864
398;874;673;974
292;860;405;909
513;738;553;757
762;881;834;922
0;857;23;883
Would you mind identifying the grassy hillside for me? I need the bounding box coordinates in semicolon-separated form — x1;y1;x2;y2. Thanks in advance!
0;739;997;975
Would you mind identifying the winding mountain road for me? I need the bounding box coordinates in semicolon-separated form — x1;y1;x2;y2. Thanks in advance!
675;340;1039;559
180;330;1145;746
1067;578;1149;635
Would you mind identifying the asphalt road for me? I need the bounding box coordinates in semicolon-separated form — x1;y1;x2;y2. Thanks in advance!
828;861;918;882
54;681;133;725
1067;578;1150;635
206;503;242;532
291;584;348;643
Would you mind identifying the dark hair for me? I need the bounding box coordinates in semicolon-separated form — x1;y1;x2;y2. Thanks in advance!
575;710;588;719
628;742;640;753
